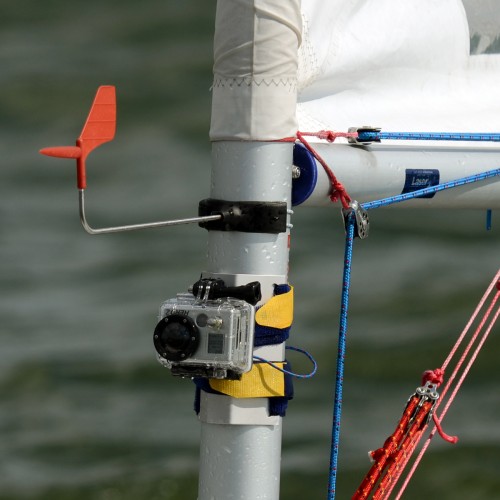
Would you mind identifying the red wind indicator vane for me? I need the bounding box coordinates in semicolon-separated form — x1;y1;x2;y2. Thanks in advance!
40;85;116;189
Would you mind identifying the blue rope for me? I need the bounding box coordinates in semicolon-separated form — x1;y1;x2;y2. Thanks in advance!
361;167;500;210
328;212;356;500
324;165;500;498
253;345;318;379
358;130;500;143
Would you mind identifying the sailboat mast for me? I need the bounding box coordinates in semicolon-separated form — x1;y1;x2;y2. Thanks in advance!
198;1;301;498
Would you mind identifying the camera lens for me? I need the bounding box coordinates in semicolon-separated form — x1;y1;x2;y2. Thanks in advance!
153;314;200;361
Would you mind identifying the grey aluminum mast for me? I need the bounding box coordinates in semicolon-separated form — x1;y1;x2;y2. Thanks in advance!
197;1;301;499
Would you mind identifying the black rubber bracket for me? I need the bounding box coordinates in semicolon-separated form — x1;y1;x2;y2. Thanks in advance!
198;198;287;233
192;278;262;305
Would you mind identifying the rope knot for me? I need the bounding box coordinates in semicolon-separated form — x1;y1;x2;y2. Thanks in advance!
330;181;351;208
422;368;444;387
315;129;359;143
421;368;458;444
318;130;338;142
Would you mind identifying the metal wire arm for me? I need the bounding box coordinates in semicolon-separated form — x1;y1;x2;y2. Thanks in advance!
78;189;222;235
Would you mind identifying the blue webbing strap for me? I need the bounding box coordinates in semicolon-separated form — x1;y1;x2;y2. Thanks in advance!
254;283;292;346
328;211;356;500
358;130;500;143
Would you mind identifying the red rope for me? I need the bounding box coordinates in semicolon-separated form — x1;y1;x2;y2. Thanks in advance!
295;131;353;209
392;271;500;500
373;401;433;500
298;130;359;143
278;129;356;208
353;270;500;500
352;395;435;500
352;397;421;500
421;368;444;386
421;369;457;444
279;129;358;144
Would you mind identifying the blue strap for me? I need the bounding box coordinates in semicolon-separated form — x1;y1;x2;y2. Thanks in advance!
192;367;294;417
254;283;292;347
328;211;356;500
269;368;294;416
254;325;291;347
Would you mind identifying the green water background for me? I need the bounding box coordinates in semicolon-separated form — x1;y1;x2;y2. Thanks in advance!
1;1;500;499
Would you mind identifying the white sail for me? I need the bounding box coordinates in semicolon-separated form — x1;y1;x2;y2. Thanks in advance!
297;0;500;136
210;0;301;140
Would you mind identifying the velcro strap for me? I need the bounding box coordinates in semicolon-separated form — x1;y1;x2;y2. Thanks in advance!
255;285;293;329
209;362;285;398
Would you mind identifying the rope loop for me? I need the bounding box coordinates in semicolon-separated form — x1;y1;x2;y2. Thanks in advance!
253;345;318;379
432;413;458;444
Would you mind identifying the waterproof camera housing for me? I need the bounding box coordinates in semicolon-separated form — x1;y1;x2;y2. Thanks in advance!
153;293;255;379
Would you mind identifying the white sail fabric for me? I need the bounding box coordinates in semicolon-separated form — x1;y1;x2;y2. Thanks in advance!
211;0;500;142
210;0;301;141
297;0;500;139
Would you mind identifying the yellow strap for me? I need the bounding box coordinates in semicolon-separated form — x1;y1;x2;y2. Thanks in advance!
255;286;294;329
209;362;285;398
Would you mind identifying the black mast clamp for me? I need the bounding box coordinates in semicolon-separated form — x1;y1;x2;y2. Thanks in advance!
198;198;288;234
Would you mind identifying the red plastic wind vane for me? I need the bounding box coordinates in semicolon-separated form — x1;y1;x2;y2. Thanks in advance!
40;85;117;189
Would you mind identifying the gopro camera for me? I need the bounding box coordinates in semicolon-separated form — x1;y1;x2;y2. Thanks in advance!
153;288;256;380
